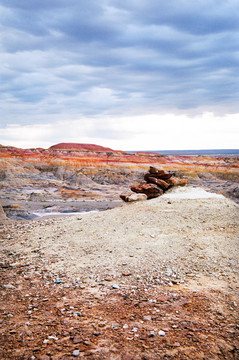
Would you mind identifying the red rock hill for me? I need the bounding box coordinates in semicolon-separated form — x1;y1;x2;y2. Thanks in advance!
49;143;115;152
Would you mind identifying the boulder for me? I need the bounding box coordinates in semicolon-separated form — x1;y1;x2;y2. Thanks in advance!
120;193;147;202
166;177;188;186
144;173;170;190
130;183;163;199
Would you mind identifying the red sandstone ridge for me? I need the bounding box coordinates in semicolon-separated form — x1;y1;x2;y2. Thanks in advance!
49;143;116;152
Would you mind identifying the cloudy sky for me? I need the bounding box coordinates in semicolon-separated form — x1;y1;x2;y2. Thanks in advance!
0;0;238;150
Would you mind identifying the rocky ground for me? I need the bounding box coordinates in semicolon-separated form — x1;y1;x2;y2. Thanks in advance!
0;187;238;359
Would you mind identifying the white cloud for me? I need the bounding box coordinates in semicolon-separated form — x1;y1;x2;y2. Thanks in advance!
0;112;238;150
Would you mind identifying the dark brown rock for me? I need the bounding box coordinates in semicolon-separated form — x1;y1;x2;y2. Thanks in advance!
130;183;163;199
144;174;170;190
149;166;173;180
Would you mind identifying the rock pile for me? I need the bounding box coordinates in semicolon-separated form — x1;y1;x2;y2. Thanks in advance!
120;166;188;202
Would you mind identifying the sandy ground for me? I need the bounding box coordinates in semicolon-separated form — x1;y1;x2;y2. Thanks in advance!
0;187;239;359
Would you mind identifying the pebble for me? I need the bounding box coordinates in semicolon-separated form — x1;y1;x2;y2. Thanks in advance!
55;280;62;284
165;268;173;276
73;311;82;317
112;323;120;329
143;315;152;321
48;336;58;340
4;284;15;289
72;350;80;357
158;330;166;336
112;284;120;289
149;331;155;337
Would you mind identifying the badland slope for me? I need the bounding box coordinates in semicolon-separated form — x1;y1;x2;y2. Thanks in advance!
0;143;238;219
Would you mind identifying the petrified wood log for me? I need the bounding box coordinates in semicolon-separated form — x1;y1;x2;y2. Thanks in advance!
144;173;170;190
120;193;147;202
130;183;163;199
149;166;173;180
166;177;188;186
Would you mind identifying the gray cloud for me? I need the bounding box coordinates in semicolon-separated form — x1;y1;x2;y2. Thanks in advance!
0;0;238;130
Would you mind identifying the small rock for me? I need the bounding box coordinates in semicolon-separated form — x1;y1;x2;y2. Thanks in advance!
112;323;120;329
4;284;15;289
149;331;155;337
72;350;80;357
72;336;82;344
122;272;132;277
158;330;166;336
112;284;120;289
73;311;82;317
55;280;62;284
143;315;152;321
48;336;58;340
165;268;173;276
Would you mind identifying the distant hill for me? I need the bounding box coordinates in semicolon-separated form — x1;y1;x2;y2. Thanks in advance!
49;143;115;152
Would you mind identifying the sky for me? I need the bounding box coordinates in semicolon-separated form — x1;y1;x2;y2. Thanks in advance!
0;0;238;151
